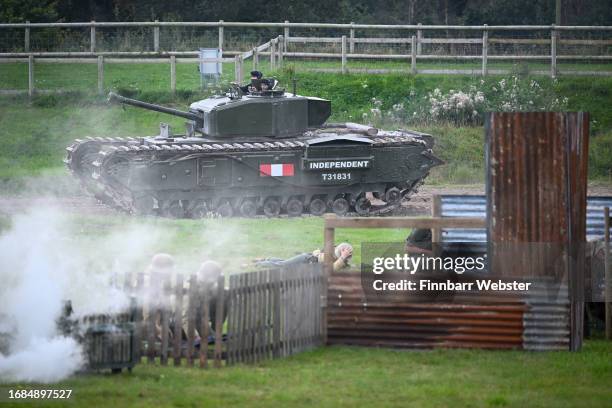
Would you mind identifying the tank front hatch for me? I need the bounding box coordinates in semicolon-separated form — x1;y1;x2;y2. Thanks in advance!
189;94;331;138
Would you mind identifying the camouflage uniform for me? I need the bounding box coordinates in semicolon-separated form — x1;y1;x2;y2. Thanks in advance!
256;243;353;272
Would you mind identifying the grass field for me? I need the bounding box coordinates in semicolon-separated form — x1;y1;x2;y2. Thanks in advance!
0;210;411;273
1;66;612;188
2;341;611;407
1;59;612;92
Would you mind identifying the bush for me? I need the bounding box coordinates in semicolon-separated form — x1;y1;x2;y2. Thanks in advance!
362;75;569;127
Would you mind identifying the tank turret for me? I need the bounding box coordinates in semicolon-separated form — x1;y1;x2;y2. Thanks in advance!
108;88;331;139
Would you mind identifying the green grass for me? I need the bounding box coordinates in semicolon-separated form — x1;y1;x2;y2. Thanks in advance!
2;59;611;92
0;212;410;272
1;66;612;187
2;341;611;407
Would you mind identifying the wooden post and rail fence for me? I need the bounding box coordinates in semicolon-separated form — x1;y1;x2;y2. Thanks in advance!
2;22;612;96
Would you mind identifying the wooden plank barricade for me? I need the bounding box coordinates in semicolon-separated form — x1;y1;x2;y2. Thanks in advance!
225;264;324;365
119;263;323;368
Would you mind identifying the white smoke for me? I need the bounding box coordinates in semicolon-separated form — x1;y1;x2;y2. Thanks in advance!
0;205;165;383
0;338;83;384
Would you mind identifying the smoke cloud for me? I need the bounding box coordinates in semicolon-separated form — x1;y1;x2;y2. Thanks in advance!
0;205;165;383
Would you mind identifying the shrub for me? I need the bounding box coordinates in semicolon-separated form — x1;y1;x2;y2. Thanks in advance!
362;75;569;127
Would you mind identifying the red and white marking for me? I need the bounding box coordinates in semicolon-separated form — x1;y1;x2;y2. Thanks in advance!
259;163;295;177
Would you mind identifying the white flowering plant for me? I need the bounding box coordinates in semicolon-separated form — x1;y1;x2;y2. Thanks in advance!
361;76;569;127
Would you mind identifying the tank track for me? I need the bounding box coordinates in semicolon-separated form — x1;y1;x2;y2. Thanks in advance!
66;133;431;218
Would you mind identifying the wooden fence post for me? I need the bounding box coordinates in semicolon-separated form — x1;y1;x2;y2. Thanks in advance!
323;215;335;344
270;39;276;71
272;269;281;358
24;21;30;52
417;23;422;55
349;22;355;54
199;282;210;368
173;273;184;366
170;55;176;95
341;35;347;74
225;275;235;365
234;55;243;83
160;274;170;366
28;55;34;98
90;21;95;53
284;21;289;52
187;274;197;367
134;272;145;360
411;35;417;75
605;207;611;340
214;275;225;368
278;35;284;68
432;194;442;256
253;47;259;70
154;20;160;53
550;26;557;78
218;20;224;52
482;25;488;76
97;55;104;95
146;275;158;364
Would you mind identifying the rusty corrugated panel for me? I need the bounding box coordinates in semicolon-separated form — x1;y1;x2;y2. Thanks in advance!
485;112;589;351
327;273;525;350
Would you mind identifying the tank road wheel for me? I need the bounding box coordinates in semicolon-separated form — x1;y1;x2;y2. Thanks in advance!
309;197;327;216
354;196;371;216
216;201;234;218
239;200;257;218
332;197;349;216
190;200;208;219
263;197;281;218
164;200;185;218
385;187;401;204
286;198;304;217
133;195;156;216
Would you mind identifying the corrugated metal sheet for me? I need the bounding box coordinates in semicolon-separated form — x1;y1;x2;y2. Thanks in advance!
485;112;589;351
438;195;612;242
327;272;526;350
522;281;570;351
327;273;572;351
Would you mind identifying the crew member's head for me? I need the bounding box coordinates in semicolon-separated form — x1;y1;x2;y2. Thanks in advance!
148;253;175;274
405;229;433;255
334;242;353;261
197;260;223;292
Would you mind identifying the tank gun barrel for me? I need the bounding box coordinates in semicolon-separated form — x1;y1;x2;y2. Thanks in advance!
108;92;200;123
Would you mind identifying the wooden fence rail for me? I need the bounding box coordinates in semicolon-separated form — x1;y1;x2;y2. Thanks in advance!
3;22;612;95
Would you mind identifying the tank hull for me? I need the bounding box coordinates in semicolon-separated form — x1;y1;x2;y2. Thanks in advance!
66;127;442;217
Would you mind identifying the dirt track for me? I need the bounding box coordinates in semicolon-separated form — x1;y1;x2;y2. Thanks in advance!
2;184;611;218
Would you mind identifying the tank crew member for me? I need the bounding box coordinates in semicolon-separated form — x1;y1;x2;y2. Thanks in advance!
240;70;264;94
255;243;353;272
405;229;433;255
182;260;228;345
143;253;175;341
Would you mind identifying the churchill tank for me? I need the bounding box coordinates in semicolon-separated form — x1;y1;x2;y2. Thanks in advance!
65;83;443;218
